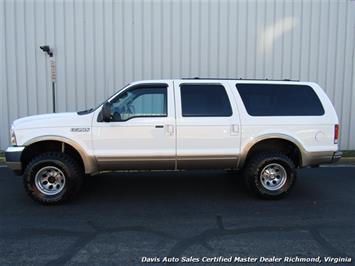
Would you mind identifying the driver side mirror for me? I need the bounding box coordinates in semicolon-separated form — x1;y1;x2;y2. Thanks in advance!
102;102;112;122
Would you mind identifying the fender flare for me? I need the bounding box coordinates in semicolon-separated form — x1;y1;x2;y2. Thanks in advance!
238;133;306;168
23;135;98;174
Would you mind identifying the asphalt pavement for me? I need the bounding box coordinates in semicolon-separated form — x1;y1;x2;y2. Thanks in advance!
0;166;354;265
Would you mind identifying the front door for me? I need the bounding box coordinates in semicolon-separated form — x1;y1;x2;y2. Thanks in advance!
91;81;176;170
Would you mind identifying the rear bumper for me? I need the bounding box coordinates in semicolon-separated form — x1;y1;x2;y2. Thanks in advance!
5;146;24;174
302;150;342;167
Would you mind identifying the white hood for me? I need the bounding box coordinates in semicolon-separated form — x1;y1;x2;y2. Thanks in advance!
13;112;93;130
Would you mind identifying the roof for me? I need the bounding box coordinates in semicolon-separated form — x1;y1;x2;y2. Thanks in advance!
181;77;299;82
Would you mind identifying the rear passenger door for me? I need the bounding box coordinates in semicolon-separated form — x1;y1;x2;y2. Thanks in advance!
174;80;241;169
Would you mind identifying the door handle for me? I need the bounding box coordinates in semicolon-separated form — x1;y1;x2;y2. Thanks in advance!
231;124;239;135
155;125;164;128
166;125;174;135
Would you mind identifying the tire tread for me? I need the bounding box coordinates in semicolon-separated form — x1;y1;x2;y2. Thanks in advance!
243;151;296;199
23;152;83;205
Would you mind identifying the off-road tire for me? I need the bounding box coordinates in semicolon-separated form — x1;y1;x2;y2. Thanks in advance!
23;152;83;204
243;152;296;199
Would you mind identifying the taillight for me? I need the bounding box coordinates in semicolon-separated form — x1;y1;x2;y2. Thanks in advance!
334;124;339;144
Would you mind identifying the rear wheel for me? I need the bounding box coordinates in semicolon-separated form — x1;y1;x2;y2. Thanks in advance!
243;152;296;199
23;152;83;204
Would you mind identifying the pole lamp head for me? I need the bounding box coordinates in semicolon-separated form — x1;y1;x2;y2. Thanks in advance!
40;45;53;57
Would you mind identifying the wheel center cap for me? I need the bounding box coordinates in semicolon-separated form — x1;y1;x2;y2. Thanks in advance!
265;169;276;179
48;176;56;183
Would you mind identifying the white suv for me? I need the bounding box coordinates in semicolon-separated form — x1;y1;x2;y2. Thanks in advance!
5;79;342;204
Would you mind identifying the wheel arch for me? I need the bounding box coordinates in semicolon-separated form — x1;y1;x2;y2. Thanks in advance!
239;134;305;168
22;136;97;174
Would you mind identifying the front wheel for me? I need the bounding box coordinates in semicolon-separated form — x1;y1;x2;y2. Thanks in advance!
243;152;296;199
23;152;83;204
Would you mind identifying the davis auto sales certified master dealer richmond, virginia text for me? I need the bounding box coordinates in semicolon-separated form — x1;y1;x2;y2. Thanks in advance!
141;255;352;263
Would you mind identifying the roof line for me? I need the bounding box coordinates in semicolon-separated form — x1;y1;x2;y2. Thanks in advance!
181;77;300;82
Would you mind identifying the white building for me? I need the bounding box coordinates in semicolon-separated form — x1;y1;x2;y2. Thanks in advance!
1;0;354;150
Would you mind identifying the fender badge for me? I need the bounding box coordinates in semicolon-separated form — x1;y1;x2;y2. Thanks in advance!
71;128;90;132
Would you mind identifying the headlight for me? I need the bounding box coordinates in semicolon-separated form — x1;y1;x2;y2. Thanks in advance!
10;125;17;146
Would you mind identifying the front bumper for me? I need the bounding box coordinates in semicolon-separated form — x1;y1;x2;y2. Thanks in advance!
5;146;25;173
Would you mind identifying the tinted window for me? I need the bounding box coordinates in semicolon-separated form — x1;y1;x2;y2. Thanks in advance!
236;84;324;116
110;85;167;121
180;84;232;117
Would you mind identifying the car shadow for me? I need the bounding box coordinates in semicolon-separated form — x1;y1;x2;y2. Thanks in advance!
79;170;249;203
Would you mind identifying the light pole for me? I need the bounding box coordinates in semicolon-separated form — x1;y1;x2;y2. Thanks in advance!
40;45;56;113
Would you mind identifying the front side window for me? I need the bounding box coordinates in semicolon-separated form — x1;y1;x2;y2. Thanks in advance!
180;84;232;117
110;85;167;121
236;84;325;116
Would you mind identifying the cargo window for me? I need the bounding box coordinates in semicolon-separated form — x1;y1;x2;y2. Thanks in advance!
236;84;325;116
180;84;232;117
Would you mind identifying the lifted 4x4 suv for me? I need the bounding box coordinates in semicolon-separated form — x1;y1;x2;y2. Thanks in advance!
5;79;342;204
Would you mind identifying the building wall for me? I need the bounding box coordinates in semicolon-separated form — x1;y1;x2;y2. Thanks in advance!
1;0;354;150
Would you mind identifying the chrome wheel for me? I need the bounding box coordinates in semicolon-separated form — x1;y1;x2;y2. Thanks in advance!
34;166;66;196
260;163;287;191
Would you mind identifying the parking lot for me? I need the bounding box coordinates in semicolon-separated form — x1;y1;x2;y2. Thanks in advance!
0;166;354;265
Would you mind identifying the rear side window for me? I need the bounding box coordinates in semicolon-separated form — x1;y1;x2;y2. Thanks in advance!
180;84;232;117
236;84;325;116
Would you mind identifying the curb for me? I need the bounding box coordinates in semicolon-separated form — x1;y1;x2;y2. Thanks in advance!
320;164;355;168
